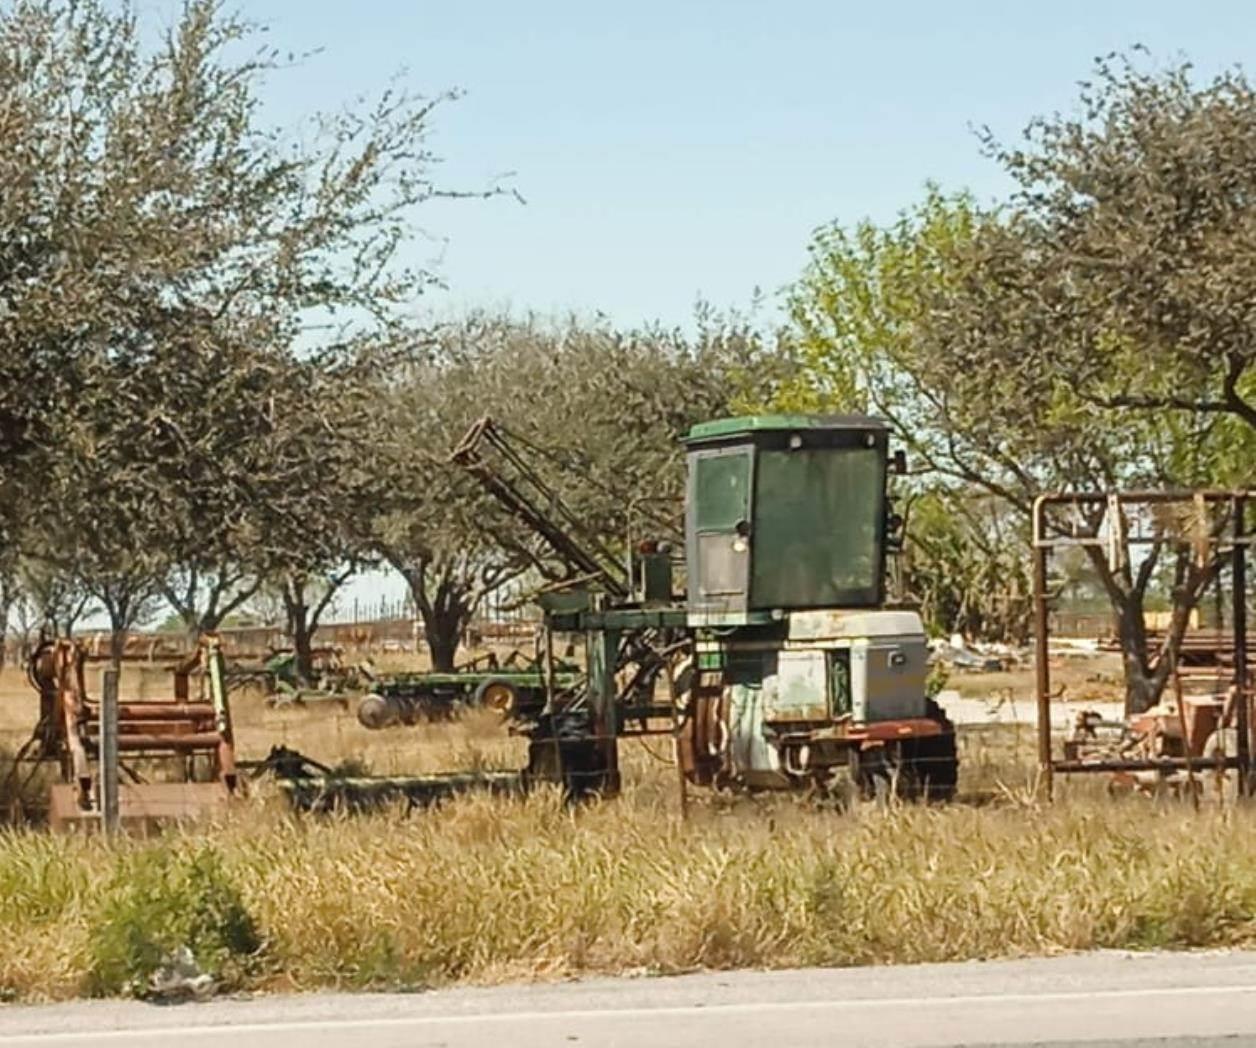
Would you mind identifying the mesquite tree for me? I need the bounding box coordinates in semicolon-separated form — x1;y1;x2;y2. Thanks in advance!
368;313;796;671
0;1;491;670
983;52;1256;446
787;52;1256;710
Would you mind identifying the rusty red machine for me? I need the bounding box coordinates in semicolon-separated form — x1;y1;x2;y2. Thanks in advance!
23;635;237;828
1033;491;1254;797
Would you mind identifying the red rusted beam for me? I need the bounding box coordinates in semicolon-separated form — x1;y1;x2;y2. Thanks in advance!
84;703;216;720
855;718;945;741
113;732;222;750
1053;757;1242;773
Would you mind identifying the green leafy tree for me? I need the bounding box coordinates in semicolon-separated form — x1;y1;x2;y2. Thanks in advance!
0;0;494;671
788;183;1233;711
980;51;1256;451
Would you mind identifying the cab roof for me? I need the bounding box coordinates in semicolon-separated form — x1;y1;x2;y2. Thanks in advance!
684;413;888;446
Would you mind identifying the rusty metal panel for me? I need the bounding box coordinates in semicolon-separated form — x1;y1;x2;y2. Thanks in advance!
49;782;229;831
764;650;828;722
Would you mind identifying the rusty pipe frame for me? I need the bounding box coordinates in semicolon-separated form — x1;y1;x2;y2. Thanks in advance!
1034;540;1053;800
82;703;218;721
110;732;224;750
1032;490;1256;549
1032;490;1256;799
27;633;241;802
1052;756;1247;773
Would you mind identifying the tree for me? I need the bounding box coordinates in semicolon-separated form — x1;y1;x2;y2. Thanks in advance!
978;51;1256;448
788;186;1234;711
6;559;96;659
367;312;797;670
0;0;494;670
901;489;1031;643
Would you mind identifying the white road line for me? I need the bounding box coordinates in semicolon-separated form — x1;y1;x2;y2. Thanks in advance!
7;982;1256;1043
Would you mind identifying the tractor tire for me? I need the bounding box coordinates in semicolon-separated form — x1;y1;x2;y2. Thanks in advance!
473;677;521;717
896;729;959;802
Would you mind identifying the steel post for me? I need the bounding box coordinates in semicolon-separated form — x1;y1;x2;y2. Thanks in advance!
585;624;621;796
100;669;120;835
1235;496;1250;797
1033;542;1053;800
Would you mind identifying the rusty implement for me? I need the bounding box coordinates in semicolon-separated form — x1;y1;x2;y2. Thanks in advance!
27;635;239;830
48;782;230;830
1034;490;1255;799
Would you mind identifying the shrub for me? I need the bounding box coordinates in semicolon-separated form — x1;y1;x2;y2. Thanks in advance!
87;845;262;997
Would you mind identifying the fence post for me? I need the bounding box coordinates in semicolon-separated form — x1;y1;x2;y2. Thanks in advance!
1234;495;1249;797
100;668;120;835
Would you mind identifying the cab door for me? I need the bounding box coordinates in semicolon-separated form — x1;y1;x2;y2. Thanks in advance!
687;446;753;615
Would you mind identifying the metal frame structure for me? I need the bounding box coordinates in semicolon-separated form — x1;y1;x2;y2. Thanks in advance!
1033;490;1254;799
23;634;239;827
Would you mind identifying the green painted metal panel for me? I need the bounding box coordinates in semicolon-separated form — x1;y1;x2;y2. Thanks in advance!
685;413;886;445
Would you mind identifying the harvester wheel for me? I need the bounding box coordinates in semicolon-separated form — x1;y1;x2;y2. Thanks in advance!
857;706;959;804
895;729;959;803
474;678;520;717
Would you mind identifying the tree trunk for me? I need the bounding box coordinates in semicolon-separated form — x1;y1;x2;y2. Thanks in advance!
1113;597;1156;715
1092;543;1220;716
396;560;474;673
424;609;461;672
282;580;316;685
292;612;314;685
107;605;129;675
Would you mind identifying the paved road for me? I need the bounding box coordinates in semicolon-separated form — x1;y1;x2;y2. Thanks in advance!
3;951;1256;1047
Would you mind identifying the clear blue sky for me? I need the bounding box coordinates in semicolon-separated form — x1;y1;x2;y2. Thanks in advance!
125;2;1255;621
145;0;1256;330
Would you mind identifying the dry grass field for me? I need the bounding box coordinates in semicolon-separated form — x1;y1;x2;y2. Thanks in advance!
0;652;1251;1003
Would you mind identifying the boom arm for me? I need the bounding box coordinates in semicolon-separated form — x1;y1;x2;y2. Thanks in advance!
450;417;630;598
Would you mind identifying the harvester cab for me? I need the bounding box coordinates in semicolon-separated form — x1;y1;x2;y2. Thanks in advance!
677;414;956;798
454;412;957;802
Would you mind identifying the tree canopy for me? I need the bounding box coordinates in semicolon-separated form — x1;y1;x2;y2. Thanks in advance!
0;0;481;667
364;312;795;669
785;53;1256;709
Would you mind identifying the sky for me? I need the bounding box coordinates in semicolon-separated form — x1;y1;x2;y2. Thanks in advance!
176;0;1256;331
129;1;1256;619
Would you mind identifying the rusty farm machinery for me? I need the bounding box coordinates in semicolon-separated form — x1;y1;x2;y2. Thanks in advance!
1033;491;1255;798
356;648;582;728
20;635;238;828
447;412;959;802
11;410;961;824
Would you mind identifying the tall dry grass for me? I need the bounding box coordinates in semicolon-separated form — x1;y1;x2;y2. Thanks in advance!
1;770;1255;1001
0;673;1246;1003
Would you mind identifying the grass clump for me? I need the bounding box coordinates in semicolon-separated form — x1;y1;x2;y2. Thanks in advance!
0;792;1255;1001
